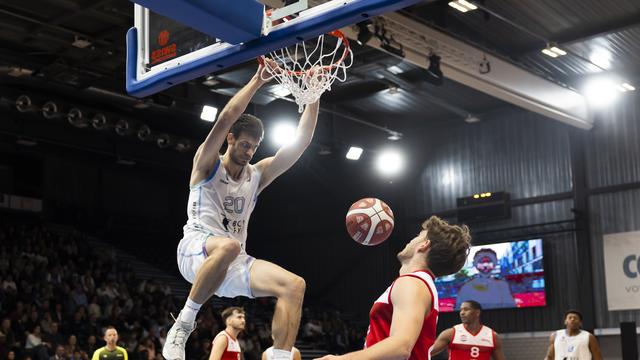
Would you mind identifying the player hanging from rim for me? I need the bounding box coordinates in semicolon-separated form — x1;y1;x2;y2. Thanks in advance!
316;216;472;360
431;300;506;360
163;59;320;360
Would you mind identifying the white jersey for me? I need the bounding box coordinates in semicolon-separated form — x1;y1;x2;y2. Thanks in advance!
264;346;298;360
554;330;592;360
184;158;261;253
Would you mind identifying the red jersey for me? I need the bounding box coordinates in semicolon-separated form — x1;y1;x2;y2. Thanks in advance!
448;324;495;360
213;331;241;360
365;270;439;360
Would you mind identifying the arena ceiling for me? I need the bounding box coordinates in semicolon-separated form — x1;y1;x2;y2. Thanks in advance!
0;0;638;159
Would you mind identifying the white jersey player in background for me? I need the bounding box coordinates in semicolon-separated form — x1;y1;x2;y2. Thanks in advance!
163;60;319;360
545;310;602;360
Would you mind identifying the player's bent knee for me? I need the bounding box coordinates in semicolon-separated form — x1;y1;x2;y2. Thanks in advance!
215;238;241;260
286;275;306;300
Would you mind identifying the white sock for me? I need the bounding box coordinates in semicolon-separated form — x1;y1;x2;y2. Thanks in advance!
271;349;292;360
179;298;201;323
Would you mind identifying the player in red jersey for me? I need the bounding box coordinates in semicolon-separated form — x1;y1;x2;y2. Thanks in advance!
316;216;471;360
209;307;246;360
431;300;505;360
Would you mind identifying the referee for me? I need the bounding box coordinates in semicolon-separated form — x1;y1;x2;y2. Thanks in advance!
91;327;128;360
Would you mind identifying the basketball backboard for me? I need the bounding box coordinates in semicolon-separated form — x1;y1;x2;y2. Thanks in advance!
126;0;424;97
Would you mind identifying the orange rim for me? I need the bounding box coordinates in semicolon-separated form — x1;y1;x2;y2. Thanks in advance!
258;30;351;76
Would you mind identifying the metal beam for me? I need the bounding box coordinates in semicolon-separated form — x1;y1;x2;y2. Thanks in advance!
326;4;593;129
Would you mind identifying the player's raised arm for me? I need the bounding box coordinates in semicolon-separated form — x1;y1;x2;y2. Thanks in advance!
431;328;454;357
256;99;319;192
191;64;268;185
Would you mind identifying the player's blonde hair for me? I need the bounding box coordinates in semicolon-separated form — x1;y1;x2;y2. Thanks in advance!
422;216;471;277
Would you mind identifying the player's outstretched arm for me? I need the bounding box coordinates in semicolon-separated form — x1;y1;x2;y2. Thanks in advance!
256;100;319;192
315;276;431;360
431;328;453;357
492;333;506;360
588;334;603;360
209;335;228;360
544;332;555;360
191;64;269;185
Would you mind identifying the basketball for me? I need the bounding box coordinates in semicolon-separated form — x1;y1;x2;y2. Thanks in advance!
345;198;395;246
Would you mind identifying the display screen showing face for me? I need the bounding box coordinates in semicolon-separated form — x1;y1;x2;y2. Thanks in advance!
435;239;546;312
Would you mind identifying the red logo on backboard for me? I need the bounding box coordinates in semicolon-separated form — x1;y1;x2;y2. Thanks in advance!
151;29;177;65
158;30;170;46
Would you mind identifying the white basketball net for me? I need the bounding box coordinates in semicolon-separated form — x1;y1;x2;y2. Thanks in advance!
260;31;353;112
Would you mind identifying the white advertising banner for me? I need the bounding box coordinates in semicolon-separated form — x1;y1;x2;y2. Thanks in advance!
603;231;640;311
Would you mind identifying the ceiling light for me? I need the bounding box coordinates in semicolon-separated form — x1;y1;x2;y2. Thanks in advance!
376;149;404;176
448;1;469;12
465;115;481;123
542;44;567;58
175;139;192;152
157;134;172;149
115;119;130;136
346;146;363;160
272;122;296;147
457;0;477;10
621;83;635;91
387;132;402;141
116;158;136;166
356;21;373;46
202;75;219;87
15;95;33;112
583;78;620;108
72;35;92;49
41;101;60;119
387;65;403;74
91;114;108;130
550;46;567;56
448;0;477;12
200;105;218;122
137;125;152;141
67;108;88;128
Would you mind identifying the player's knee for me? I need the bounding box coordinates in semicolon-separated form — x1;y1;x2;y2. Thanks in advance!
286;275;306;300
218;238;241;260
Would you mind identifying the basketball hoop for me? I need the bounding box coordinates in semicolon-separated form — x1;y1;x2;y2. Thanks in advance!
259;30;353;112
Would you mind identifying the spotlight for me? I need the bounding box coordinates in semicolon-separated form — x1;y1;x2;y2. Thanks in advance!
376;149;404;176
583;78;620;108
137;125;152;141
200;105;218;122
115;119;130;136
346;146;363;160
425;53;443;86
15;95;33;112
41;101;60;119
175;139;192;152
91;114;108;130
272;122;296;147
67;108;88;128
356;21;373;46
157;134;172;149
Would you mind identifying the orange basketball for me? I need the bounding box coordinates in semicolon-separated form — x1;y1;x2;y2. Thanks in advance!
345;198;394;246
